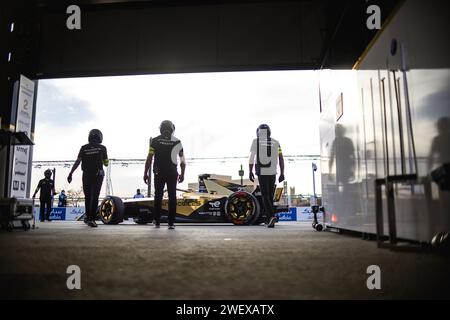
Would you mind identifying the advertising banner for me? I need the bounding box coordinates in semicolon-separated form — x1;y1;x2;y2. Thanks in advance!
33;206;85;221
65;207;85;221
277;207;324;222
278;207;297;221
296;206;323;221
50;207;66;220
10;75;35;198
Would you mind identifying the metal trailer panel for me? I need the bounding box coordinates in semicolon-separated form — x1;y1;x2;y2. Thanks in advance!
319;0;450;242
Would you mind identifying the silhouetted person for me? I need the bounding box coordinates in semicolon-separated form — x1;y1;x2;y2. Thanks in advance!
427;117;450;230
143;120;185;230
67;129;109;228
329;124;355;186
134;189;144;199
249;124;285;228
32;169;55;222
58;190;67;207
428;117;450;173
328;125;360;220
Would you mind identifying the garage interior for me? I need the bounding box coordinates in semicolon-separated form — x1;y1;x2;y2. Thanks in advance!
1;222;449;299
1;0;449;300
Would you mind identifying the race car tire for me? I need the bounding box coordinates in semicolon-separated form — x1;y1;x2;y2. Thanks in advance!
225;191;260;225
99;196;124;225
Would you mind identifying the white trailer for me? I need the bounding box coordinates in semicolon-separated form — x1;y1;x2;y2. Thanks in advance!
319;0;450;246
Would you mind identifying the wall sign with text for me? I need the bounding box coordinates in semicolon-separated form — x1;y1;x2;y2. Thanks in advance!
10;75;35;198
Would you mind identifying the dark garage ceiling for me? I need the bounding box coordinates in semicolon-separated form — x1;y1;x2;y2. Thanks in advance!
3;0;400;79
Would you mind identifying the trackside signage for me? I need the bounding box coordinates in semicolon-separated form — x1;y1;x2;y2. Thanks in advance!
10;75;35;198
33;207;86;221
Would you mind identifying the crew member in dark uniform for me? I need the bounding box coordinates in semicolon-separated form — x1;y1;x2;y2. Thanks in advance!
33;168;55;222
249;124;285;228
58;190;67;207
133;189;144;199
143;120;185;229
67;129;109;228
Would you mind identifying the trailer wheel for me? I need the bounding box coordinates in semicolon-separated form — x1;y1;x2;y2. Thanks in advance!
225;192;260;225
99;196;124;225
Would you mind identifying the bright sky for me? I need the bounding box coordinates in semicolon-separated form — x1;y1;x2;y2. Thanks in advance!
32;71;322;197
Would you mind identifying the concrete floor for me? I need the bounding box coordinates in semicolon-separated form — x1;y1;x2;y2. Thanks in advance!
0;221;449;300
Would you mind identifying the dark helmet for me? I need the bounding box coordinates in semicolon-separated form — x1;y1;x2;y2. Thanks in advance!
160;120;175;135
44;169;52;178
88;129;103;143
256;124;271;138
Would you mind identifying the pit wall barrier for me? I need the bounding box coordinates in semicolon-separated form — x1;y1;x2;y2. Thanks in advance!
33;207;85;221
278;207;323;222
32;206;319;222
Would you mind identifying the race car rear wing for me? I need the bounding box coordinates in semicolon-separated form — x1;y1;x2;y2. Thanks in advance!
274;187;283;202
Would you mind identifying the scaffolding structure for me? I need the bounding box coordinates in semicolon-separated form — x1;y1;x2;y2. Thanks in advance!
33;155;320;197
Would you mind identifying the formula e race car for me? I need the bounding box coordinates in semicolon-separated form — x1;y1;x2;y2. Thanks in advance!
98;174;289;225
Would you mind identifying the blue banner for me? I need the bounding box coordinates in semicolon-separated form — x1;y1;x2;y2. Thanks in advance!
34;206;85;221
278;207;297;221
50;207;66;220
